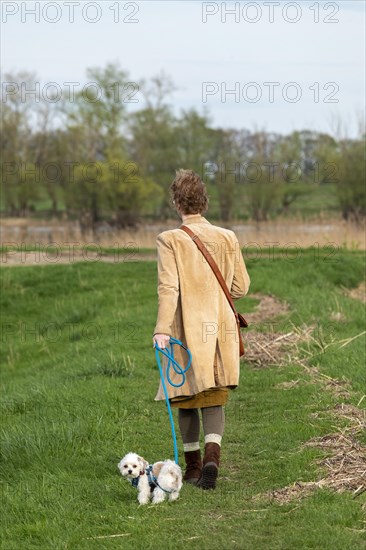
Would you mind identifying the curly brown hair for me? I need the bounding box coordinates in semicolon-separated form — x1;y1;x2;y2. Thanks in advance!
170;169;209;215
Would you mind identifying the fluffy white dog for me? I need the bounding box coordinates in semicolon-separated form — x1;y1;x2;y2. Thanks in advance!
118;452;183;505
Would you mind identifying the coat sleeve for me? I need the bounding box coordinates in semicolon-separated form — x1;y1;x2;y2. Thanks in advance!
230;234;250;299
153;232;180;336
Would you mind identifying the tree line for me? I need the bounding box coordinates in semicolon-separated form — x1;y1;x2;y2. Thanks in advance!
1;63;365;230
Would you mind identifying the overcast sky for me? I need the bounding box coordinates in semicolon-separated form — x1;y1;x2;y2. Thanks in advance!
2;0;365;137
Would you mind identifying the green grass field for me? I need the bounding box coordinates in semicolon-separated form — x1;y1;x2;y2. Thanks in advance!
1;249;365;549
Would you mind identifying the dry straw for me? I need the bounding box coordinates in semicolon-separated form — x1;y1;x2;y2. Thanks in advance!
245;292;366;504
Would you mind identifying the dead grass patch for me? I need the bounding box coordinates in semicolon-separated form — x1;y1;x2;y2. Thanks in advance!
253;431;366;504
2;217;365;249
242;294;353;370
245;330;304;367
300;365;353;400
244;297;364;392
253;404;366;504
244;323;315;369
276;379;301;390
310;403;366;435
248;292;366;504
274;369;352;399
243;293;310;368
304;432;366;496
341;281;366;304
329;310;347;322
245;293;290;325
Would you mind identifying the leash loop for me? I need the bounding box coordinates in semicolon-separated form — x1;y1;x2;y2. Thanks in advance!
154;337;192;387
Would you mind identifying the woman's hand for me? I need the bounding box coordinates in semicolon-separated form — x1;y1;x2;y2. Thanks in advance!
153;333;171;349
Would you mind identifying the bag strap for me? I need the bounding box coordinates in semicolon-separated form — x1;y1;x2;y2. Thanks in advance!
180;225;238;320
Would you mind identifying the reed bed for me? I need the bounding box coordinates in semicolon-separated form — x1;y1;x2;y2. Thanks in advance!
1;217;365;250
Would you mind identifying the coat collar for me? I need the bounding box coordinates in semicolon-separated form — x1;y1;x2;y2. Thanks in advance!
179;214;211;226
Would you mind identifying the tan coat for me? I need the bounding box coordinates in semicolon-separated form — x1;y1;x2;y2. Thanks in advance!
153;214;250;401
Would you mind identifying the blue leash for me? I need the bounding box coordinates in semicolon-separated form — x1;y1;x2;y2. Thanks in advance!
154;337;192;465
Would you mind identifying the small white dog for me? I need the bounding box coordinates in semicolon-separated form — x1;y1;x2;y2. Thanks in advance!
118;452;183;505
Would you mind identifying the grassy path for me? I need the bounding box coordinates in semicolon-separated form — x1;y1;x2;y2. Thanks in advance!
1;250;365;549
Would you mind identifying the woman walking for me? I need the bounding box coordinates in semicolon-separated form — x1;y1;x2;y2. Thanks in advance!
153;169;250;490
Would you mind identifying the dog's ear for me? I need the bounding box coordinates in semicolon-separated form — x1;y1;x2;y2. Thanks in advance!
137;455;149;470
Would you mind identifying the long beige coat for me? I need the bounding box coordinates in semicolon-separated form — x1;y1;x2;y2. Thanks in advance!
153;214;250;401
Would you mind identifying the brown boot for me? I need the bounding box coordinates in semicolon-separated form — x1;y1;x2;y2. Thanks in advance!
183;450;202;485
197;442;220;490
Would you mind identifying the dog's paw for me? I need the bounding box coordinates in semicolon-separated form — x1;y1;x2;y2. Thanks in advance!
169;491;179;502
152;497;165;504
152;488;165;504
